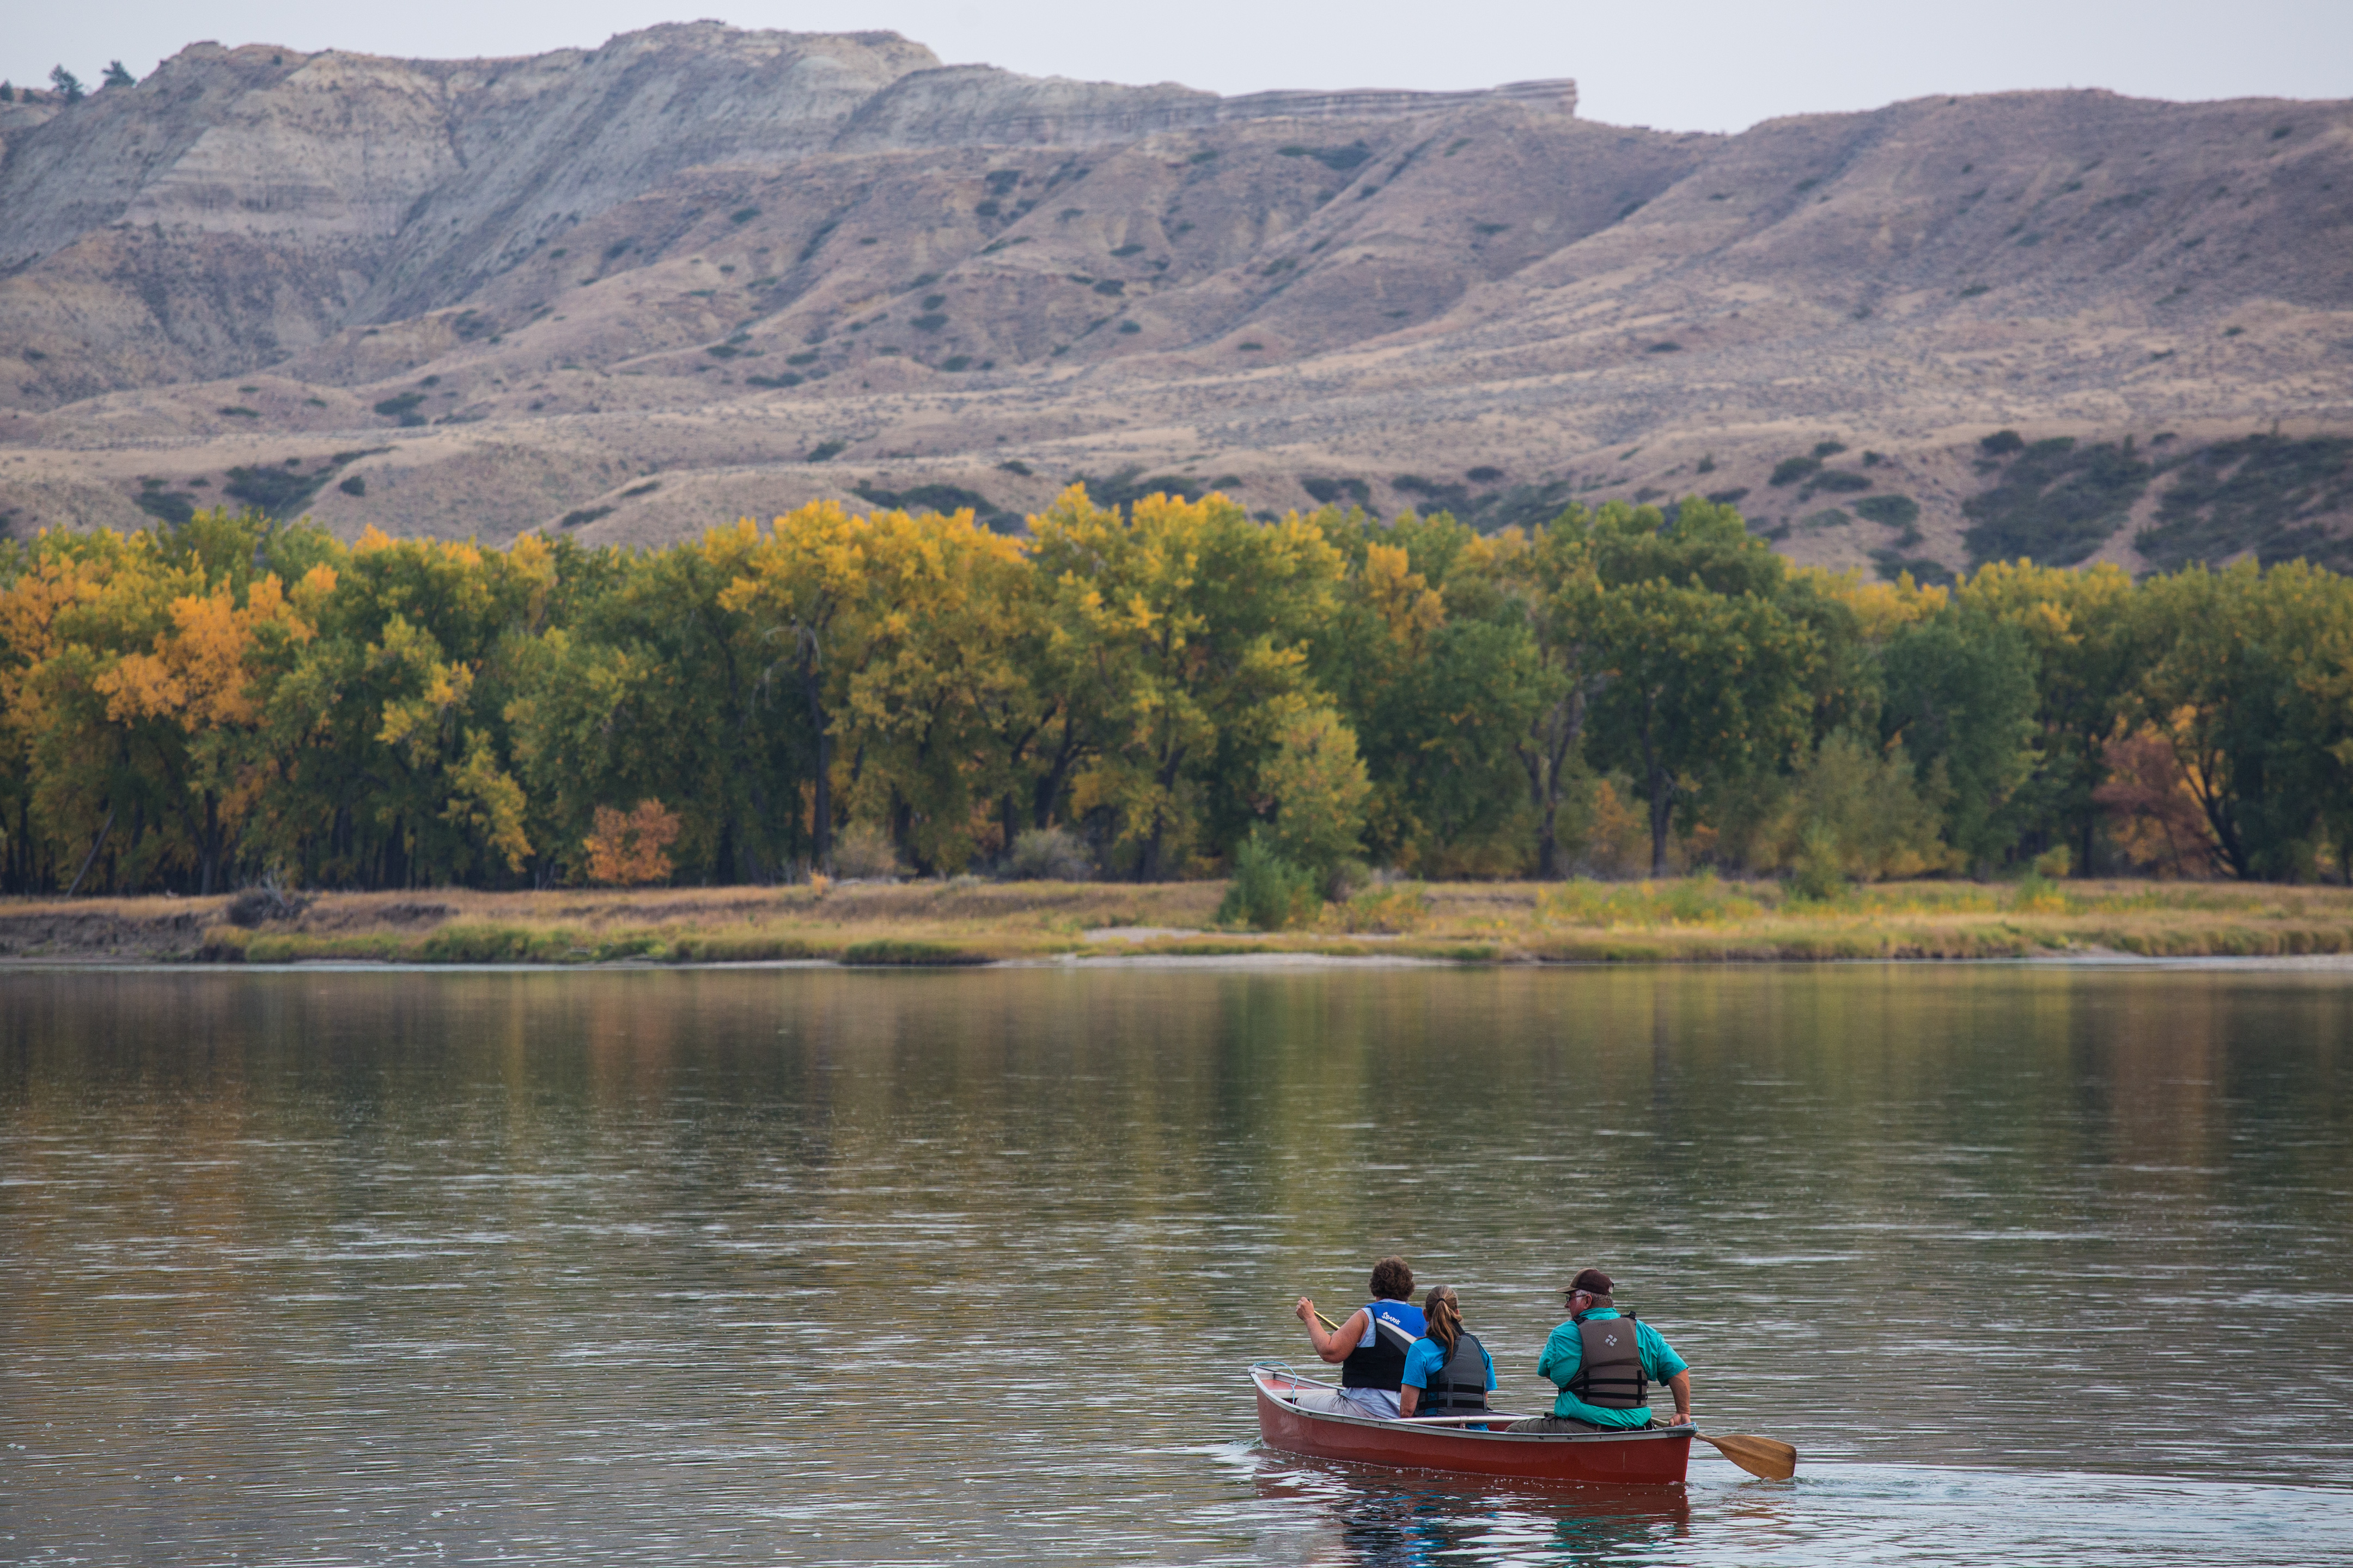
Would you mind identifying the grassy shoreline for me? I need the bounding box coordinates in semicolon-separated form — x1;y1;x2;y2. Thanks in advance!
5;877;2353;967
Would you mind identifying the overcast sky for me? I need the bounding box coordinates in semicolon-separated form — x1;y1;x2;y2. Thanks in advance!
7;0;2347;133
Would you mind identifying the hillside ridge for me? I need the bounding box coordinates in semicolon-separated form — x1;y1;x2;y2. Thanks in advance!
1;25;2349;579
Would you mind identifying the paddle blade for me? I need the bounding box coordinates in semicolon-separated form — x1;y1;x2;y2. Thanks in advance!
1702;1432;1797;1481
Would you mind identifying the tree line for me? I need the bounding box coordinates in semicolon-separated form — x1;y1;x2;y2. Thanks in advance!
3;490;2348;898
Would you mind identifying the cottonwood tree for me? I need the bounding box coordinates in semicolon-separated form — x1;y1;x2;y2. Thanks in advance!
1571;498;1818;877
1028;485;1344;880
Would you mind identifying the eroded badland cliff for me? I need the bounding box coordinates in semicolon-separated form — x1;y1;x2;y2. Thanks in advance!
2;23;2350;577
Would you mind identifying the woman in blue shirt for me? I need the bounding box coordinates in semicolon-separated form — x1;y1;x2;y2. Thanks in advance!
1399;1284;1496;1419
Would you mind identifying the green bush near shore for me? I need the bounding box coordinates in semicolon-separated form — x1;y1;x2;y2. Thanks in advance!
840;939;990;965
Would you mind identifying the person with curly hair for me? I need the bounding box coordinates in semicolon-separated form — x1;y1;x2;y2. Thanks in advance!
1291;1255;1426;1419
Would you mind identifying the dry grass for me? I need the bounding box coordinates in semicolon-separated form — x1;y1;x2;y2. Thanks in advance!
4;876;2351;966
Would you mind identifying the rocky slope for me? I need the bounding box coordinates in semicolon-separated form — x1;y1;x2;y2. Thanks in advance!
1;23;2349;580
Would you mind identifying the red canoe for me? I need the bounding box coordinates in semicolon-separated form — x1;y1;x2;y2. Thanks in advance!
1252;1363;1692;1486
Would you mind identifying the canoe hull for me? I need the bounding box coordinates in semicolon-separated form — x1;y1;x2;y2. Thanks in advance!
1252;1366;1690;1486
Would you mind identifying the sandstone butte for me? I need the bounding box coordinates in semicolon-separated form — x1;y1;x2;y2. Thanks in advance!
1;22;2349;579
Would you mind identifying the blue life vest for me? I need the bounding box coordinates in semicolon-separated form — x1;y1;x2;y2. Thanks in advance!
1340;1299;1427;1389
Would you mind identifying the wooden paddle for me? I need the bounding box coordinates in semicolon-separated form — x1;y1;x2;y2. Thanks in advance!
1301;1301;1797;1478
1694;1430;1798;1480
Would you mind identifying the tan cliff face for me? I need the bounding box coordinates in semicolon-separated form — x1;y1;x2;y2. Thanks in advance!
0;23;2348;581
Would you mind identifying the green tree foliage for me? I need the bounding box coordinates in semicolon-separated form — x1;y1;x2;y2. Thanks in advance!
8;492;2353;895
1880;608;2040;868
2133;561;2353;880
1029;486;1340;879
102;61;135;89
1577;499;1818;876
1784;730;1949;886
48;66;83;103
1312;509;1546;874
1957;561;2139;871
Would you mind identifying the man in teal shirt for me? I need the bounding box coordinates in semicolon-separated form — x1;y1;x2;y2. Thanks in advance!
1507;1268;1693;1432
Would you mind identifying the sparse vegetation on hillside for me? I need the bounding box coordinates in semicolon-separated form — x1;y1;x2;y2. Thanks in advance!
2137;436;2353;571
1964;436;2152;566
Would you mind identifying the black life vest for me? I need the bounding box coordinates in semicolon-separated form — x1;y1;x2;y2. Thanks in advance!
1340;1300;1424;1389
1417;1329;1491;1415
1567;1312;1649;1410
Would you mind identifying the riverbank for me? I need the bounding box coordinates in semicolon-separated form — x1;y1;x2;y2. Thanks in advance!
5;877;2353;966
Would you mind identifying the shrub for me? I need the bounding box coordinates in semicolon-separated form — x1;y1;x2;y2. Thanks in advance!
584;799;680;885
831;822;903;879
338;474;365;497
1336;880;1429;932
420;924;537;963
1784;730;1950;882
1784;835;1850;904
224;463;336;518
225;876;314;928
1854;494;1920;529
2135;434;2353;571
560;507;612;528
1811;469;1872;493
1980;429;2025;456
730;206;760;224
1005;827;1092;881
1277;142;1371;172
808;439;847;462
842;939;987;966
1301;475;1370;506
1770;456;1820;486
1537;875;1759;927
373;392;426;426
1216;832;1320;931
666;931;820;962
1962;436;2151;566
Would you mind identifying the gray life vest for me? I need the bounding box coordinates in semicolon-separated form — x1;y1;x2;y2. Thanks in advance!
1566;1313;1648;1410
1418;1329;1490;1416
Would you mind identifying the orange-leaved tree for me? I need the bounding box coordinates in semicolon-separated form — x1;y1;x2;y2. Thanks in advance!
584;799;681;884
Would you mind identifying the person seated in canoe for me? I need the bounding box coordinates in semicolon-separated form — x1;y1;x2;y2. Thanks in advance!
1398;1284;1495;1420
1291;1255;1425;1418
1507;1268;1693;1433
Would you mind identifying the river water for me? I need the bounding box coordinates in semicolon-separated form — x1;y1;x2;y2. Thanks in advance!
2;962;2349;1565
